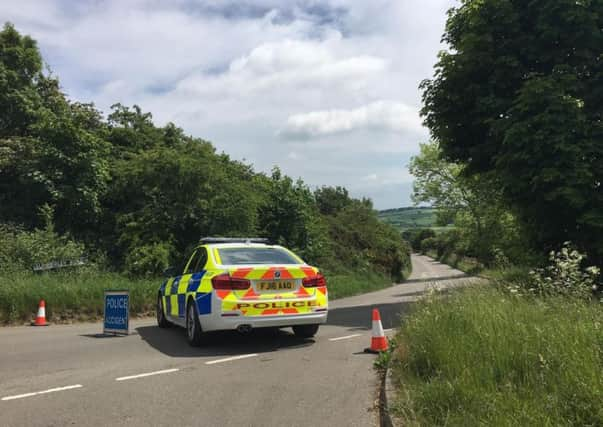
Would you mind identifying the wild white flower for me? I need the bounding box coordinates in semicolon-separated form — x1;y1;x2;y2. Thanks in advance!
529;242;600;300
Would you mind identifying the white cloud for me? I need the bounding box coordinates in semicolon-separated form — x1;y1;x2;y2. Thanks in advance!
280;100;422;139
0;0;456;209
165;37;387;111
357;169;413;188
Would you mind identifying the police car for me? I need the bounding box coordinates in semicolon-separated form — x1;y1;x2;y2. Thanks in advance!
157;238;328;346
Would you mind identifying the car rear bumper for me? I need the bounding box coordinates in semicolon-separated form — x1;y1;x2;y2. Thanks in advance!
200;311;328;332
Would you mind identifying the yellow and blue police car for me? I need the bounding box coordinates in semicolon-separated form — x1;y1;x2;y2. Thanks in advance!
157;238;328;346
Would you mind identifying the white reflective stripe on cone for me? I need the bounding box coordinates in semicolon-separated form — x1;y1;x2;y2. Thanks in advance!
372;319;384;337
38;307;45;316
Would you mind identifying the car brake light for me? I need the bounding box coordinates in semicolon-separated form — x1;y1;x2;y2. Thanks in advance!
211;273;250;290
302;273;326;288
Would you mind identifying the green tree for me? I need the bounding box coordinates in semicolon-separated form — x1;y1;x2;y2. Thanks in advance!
421;0;603;262
102;137;259;270
257;168;317;253
0;23;43;137
0;23;110;236
325;199;411;280
106;104;167;155
409;141;526;263
402;228;436;251
315;186;352;215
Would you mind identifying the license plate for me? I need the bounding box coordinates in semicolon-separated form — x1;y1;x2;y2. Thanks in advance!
256;281;294;291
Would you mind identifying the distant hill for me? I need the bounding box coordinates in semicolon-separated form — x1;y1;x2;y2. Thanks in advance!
378;207;438;230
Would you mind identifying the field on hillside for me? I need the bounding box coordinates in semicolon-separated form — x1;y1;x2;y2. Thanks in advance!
378;207;438;230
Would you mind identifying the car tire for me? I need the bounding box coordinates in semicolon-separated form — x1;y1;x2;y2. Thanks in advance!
157;295;171;328
292;324;319;338
186;300;205;346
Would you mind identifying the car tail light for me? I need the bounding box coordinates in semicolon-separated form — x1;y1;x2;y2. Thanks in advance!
302;273;327;288
211;273;250;290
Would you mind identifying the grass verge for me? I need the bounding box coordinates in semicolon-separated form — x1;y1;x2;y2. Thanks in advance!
0;267;404;325
325;269;393;299
389;286;603;426
0;269;157;325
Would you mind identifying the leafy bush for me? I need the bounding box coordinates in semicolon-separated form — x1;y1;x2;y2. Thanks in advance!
404;228;436;250
416;229;463;259
528;243;600;300
420;237;437;253
433;228;461;258
0;223;85;273
323;200;411;281
124;242;172;277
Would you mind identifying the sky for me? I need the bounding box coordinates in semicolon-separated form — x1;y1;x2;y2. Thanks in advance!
1;0;456;209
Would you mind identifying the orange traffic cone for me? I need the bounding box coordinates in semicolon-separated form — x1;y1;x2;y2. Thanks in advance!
32;300;48;326
364;308;388;353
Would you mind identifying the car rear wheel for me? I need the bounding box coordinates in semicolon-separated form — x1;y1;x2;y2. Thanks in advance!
186;300;204;346
157;295;171;328
292;324;319;338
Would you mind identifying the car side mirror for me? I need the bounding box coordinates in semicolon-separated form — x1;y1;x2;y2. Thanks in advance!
163;266;177;278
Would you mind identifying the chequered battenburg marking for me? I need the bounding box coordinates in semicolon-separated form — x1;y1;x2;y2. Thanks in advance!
195;292;211;315
187;271;205;292
170;277;180;295
177;294;186;317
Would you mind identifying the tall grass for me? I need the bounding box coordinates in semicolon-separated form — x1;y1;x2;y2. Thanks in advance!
0;268;157;324
390;286;603;426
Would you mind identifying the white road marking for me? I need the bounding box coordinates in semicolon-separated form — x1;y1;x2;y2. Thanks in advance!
205;353;259;365
383;328;394;333
115;368;179;381
328;333;362;342
2;384;83;401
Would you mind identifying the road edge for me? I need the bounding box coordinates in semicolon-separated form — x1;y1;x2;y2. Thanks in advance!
379;364;398;427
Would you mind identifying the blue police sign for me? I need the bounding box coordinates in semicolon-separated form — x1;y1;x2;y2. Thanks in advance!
103;290;129;335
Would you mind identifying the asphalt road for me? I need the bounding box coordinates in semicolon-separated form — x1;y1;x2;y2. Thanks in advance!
0;254;476;427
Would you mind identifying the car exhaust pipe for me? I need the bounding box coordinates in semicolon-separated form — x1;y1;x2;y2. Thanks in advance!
237;324;252;334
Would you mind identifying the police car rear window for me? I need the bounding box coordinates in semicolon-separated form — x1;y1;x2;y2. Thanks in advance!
217;248;301;265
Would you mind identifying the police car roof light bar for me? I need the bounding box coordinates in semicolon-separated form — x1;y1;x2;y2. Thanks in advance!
200;237;270;244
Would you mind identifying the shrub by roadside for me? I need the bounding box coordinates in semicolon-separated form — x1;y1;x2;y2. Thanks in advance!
0;222;87;274
389;286;603;426
527;243;600;300
423;249;483;275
